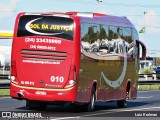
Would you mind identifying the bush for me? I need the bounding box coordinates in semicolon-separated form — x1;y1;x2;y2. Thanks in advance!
139;67;154;74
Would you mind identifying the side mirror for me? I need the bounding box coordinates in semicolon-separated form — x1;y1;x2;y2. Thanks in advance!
136;40;146;60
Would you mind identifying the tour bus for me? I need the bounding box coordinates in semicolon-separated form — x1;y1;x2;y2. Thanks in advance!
10;11;146;111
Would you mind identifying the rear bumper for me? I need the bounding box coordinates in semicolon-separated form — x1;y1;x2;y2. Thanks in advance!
10;82;77;102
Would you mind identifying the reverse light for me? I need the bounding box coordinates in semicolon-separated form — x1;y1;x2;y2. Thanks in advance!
69;80;76;85
9;75;18;84
10;76;15;81
65;65;76;88
65;79;76;88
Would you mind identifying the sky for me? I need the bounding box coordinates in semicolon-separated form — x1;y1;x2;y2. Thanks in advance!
0;0;160;57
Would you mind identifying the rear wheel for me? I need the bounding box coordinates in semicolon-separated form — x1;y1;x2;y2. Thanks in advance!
117;91;129;108
87;87;96;112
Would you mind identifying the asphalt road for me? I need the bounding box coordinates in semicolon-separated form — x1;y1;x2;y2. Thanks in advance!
0;90;160;120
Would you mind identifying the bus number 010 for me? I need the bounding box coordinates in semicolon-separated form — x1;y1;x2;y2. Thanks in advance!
51;76;64;83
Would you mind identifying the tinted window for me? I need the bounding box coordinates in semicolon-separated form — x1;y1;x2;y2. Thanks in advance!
17;15;74;40
108;26;117;40
118;27;132;44
81;23;99;42
132;28;139;41
81;23;134;55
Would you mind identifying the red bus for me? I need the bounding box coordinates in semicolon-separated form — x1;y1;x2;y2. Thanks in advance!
10;12;146;111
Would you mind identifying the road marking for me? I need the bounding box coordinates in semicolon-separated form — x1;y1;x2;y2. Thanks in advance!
138;91;149;92
122;106;160;112
137;96;153;99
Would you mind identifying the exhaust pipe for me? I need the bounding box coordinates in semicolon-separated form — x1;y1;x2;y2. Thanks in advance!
17;91;24;98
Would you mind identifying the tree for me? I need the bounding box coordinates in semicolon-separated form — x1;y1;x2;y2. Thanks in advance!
81;34;89;42
108;29;114;41
99;25;107;40
88;26;96;43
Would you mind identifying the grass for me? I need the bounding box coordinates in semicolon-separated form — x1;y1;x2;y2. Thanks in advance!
0;89;10;96
138;85;160;91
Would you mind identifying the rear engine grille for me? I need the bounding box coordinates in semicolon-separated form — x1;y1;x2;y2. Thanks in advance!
21;49;67;61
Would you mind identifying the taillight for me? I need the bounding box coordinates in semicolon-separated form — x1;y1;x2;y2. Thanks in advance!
11;61;17;76
64;65;76;88
9;60;18;84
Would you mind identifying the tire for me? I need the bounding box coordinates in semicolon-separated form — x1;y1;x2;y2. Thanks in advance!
87;87;96;112
117;91;129;108
26;100;46;110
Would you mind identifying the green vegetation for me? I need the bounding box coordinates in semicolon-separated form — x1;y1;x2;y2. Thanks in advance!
0;89;10;96
139;66;156;74
138;85;160;91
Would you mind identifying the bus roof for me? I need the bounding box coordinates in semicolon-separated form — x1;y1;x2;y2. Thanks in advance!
79;15;134;28
19;11;135;29
65;12;134;28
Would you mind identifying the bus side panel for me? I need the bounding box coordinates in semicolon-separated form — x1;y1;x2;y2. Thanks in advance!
129;62;139;99
77;22;139;103
78;57;137;102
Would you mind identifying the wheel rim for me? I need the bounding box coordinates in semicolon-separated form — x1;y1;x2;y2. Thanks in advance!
90;93;95;110
124;91;129;107
126;91;129;100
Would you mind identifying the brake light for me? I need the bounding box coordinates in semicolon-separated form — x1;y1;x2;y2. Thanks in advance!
64;65;76;88
10;60;18;84
11;60;17;76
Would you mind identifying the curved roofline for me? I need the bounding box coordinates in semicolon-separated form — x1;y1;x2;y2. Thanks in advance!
79;15;135;28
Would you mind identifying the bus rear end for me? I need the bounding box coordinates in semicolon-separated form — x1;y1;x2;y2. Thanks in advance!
10;13;80;104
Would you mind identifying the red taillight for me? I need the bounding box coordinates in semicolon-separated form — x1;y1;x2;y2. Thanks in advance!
11;60;17;76
69;65;76;80
64;65;76;88
10;60;18;84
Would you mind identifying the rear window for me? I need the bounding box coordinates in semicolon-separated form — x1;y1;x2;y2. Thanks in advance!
17;15;74;40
